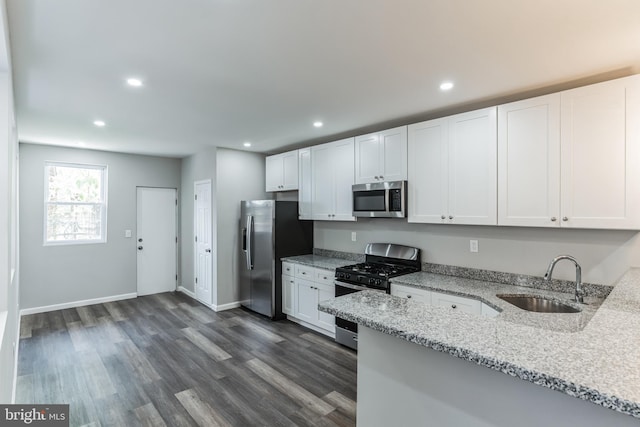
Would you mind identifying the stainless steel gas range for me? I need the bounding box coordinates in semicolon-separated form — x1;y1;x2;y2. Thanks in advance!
333;243;421;350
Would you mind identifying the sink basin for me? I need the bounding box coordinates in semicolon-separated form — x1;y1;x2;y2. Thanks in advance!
496;294;581;313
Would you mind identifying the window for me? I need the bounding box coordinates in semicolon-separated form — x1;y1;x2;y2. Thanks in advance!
44;162;108;245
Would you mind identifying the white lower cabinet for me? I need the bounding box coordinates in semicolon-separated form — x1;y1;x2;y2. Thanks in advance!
282;262;295;316
284;263;335;336
390;283;431;304
391;284;498;317
431;290;481;315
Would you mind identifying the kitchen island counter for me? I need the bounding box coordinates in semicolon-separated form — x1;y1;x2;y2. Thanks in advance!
319;268;640;424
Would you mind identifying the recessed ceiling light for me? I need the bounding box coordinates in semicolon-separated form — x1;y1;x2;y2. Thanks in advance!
93;120;106;127
313;121;323;128
440;81;454;91
126;77;143;87
243;142;252;147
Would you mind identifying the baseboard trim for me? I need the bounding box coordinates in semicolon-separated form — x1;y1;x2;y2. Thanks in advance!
213;301;241;312
177;287;240;312
20;293;138;316
177;286;196;299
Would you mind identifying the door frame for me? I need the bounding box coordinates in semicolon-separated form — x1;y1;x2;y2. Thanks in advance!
136;186;179;295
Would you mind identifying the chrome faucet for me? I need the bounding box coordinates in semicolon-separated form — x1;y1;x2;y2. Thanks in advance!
544;255;584;303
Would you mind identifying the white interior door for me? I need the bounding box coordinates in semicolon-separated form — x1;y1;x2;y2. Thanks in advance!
194;180;213;305
137;187;177;296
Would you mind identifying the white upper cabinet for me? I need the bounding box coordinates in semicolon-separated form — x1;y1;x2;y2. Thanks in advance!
498;94;561;227
560;75;640;229
265;150;299;192
408;107;497;225
354;126;407;184
311;138;356;221
498;75;640;229
298;148;312;220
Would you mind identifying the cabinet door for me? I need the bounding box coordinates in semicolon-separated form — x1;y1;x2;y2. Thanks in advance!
379;126;407;182
281;150;299;190
331;138;356;221
316;283;335;333
407;118;449;223
298;148;312;219
391;284;431;304
311;143;334;220
448;107;498;225
498;94;561;227
354;132;381;184
282;274;296;315
265;154;283;192
295;279;317;323
431;291;481;315
560;75;640;229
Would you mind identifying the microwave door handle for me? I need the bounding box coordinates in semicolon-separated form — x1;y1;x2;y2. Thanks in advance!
385;189;390;213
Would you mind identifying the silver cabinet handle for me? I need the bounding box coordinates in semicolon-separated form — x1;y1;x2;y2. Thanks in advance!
302;272;307;275
551;217;557;222
380;175;383;180
452;304;457;309
441;215;446;220
563;217;568;222
205;249;211;253
374;176;379;180
407;295;412;298
138;246;143;250
449;215;454;220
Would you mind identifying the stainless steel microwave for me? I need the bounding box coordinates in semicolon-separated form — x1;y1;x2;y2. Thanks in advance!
352;181;407;218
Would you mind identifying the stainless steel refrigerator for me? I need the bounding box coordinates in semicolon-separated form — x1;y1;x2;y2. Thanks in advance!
240;200;313;319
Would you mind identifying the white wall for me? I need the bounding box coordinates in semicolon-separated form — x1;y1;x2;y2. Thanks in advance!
215;148;269;306
314;220;640;286
179;147;217;300
0;0;19;403
19;144;181;310
180;147;269;308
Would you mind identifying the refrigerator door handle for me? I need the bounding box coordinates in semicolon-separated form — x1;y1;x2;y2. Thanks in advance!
245;215;254;270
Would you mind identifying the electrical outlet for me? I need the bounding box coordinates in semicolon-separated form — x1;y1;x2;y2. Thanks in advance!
470;240;479;253
351;232;357;242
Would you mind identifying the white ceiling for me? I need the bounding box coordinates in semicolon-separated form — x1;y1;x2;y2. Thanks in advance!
7;0;640;157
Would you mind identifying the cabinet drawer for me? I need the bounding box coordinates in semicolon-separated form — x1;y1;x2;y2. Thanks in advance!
315;269;334;285
391;284;431;304
295;264;316;280
431;291;481;314
282;262;294;277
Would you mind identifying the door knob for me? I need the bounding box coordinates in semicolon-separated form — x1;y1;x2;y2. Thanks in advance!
138;246;143;250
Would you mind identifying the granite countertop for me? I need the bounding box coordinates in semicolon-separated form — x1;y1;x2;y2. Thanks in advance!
281;254;349;271
319;268;640;418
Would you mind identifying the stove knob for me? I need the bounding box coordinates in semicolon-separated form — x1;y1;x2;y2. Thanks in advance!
345;273;351;279
375;279;382;286
368;278;375;285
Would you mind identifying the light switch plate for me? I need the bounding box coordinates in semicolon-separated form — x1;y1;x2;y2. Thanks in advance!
351;232;357;242
470;240;479;253
125;229;132;238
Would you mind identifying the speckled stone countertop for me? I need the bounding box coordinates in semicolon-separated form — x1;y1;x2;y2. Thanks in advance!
281;254;349;271
319;268;640;418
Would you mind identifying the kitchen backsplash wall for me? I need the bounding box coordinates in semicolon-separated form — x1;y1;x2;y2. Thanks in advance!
314;219;640;286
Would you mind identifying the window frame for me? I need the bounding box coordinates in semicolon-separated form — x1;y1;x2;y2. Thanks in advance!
43;161;109;246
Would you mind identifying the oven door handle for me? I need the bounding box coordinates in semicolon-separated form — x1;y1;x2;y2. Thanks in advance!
335;280;377;292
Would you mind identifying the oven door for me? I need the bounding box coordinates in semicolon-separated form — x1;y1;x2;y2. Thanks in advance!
334;281;384;350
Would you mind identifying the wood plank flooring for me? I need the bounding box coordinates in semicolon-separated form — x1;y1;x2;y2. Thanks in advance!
16;292;357;427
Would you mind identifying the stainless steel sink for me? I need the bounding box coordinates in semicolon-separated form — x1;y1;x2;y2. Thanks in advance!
496;294;581;313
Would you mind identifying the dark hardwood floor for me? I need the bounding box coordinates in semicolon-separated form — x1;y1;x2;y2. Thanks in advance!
16;292;357;427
